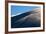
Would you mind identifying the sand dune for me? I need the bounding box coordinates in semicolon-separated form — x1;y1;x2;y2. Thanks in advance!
11;8;41;28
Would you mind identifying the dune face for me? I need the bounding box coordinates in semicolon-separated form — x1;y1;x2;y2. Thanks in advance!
11;8;41;28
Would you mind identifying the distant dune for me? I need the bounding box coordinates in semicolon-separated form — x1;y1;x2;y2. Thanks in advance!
11;8;41;28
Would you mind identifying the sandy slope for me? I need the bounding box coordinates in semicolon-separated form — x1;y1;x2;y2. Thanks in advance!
11;8;41;28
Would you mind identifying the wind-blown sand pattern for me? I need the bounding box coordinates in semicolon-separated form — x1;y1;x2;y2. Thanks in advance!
11;8;41;28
